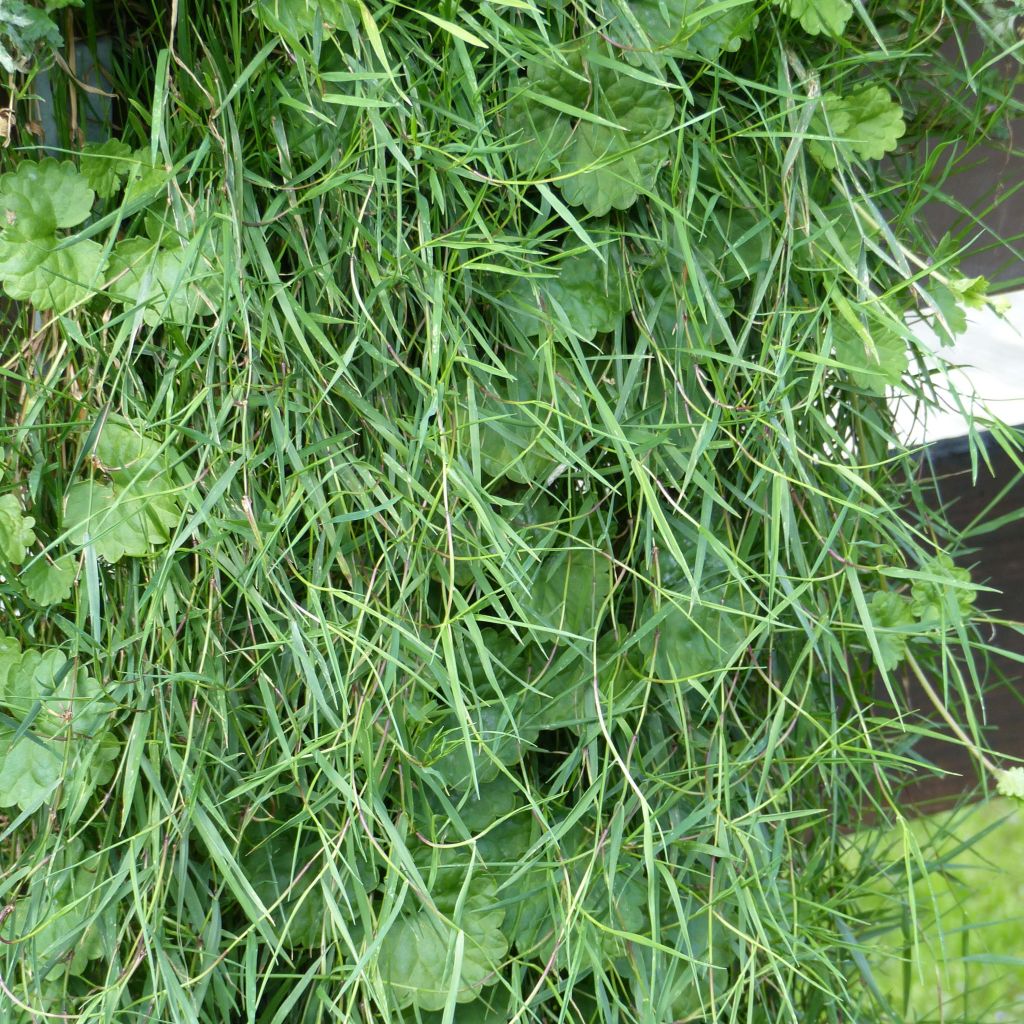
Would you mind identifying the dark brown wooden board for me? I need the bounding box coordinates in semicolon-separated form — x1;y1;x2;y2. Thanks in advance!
894;428;1024;811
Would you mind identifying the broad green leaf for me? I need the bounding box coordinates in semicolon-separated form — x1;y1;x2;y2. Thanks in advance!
587;865;648;958
60;734;120;821
506;46;675;215
415;995;513;1024
0;157;93;236
911;553;976;625
776;0;852;36
256;0;356;39
108;235;220;325
866;590;914;671
499;247;629;342
0;492;36;563
93;415;169;478
7;842;112;979
996;767;1024;802
560;73;674;216
459;355;567;484
416;701;530;787
832;318;907;392
638;243;734;349
530;537;613;639
0;640;110;737
0;728;61;811
0;235;105;309
640;596;744;683
810;86;906;169
927;278;970;346
603;0;759;63
379;861;508;1010
62;480;152;562
122;149;171;204
79;138;134;198
21;555;75;606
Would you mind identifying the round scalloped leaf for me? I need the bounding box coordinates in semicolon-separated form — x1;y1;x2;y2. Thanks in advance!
21;555;75;606
505;48;675;215
256;0;356;39
559;75;674;216
504;48;590;175
776;0;852;37
910;553;976;625
810;86;906;169
0;493;36;563
79;138;134;199
0;643;110;738
0;158;94;238
996;767;1024;802
108;236;220;326
459;357;563;485
605;0;759;63
378;869;508;1010
865;590;915;671
0;729;61;812
63;480;152;563
529;538;613;640
93;415;170;480
832;319;907;393
122;150;172;205
500;248;629;341
0;237;106;310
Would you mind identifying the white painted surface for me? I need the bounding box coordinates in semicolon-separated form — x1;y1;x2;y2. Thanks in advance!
895;290;1024;444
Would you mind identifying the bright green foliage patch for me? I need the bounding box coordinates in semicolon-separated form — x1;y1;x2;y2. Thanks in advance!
776;0;853;37
506;45;676;215
0;159;105;309
0;492;35;563
0;2;1020;1023
811;85;907;168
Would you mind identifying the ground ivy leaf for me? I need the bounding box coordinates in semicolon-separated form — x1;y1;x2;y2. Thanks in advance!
927;278;969;346
379;867;508;1010
500;247;628;341
506;47;675;215
94;415;169;478
0;236;106;309
459;355;563;484
0;641;110;737
641;597;743;682
866;590;915;671
560;73;674;215
63;480;152;562
531;538;613;639
79;138;134;199
996;767;1024;802
256;0;355;39
21;555;75;606
0;1;64;75
832;319;907;392
0;492;36;563
776;0;852;36
108;235;219;326
0;728;61;811
811;86;906;169
0;157;94;237
122;149;171;204
605;0;759;63
911;553;976;625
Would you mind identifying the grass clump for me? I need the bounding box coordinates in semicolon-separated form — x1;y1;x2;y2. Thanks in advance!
1;1;1023;1021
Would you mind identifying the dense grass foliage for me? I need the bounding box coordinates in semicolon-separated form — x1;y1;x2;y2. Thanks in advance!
1;1;1023;1021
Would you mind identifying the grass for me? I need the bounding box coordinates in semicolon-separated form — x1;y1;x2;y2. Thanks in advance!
865;799;1024;1023
0;2;1023;1022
